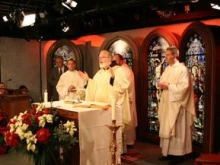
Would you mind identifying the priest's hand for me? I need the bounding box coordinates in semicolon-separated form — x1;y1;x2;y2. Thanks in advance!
68;85;76;92
157;82;169;89
79;71;89;81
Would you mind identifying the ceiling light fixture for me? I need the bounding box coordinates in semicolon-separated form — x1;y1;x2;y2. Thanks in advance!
69;0;77;7
210;3;220;10
191;0;199;3
19;12;36;27
2;11;16;23
3;16;8;22
39;10;47;19
62;0;77;11
61;21;70;32
62;2;72;11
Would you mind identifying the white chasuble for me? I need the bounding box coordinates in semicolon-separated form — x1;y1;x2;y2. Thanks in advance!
56;70;85;100
113;67;132;127
85;69;113;103
158;61;196;156
85;67;132;128
121;63;138;127
120;63;138;145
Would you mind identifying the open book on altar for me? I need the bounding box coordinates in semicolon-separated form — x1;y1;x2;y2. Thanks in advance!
64;100;111;110
37;100;111;111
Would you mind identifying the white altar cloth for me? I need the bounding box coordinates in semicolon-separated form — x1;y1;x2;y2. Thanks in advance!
40;101;122;165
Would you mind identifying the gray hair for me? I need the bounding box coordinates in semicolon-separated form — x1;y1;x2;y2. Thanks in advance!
166;46;179;58
100;50;112;59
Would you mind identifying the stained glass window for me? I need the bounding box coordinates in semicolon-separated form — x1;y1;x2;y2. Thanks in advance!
184;33;205;145
52;45;76;67
147;36;169;134
108;40;133;69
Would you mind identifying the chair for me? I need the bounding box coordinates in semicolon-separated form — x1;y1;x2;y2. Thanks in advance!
195;154;220;165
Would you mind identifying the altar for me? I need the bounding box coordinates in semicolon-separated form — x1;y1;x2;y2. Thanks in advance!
39;101;122;165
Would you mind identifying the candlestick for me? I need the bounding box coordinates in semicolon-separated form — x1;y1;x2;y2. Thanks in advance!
106;120;121;165
111;98;116;120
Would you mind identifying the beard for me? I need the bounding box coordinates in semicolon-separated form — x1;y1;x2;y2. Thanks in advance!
99;62;111;69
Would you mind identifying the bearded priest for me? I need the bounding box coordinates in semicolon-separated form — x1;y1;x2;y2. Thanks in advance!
79;50;132;129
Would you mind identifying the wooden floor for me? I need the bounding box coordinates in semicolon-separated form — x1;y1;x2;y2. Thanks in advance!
122;142;195;165
0;141;195;165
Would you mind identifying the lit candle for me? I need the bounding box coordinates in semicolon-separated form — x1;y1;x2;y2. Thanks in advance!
111;98;116;120
44;89;48;103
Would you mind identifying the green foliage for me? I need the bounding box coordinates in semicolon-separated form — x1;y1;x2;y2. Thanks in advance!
53;124;78;149
0;134;5;146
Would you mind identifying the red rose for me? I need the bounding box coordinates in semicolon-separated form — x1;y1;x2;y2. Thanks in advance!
32;108;37;115
22;113;31;125
6;119;16;131
0;116;3;121
34;111;43;123
35;111;43;123
5;132;19;147
8;119;16;125
42;108;50;114
36;111;43;116
36;128;51;144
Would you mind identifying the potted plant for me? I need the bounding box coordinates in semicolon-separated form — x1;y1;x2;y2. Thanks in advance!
4;104;78;165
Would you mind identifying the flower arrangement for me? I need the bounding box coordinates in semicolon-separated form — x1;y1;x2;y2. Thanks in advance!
4;104;78;165
0;109;9;154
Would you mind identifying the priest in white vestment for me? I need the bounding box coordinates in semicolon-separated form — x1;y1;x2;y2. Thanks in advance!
56;59;85;100
157;46;196;164
79;50;132;126
113;54;137;146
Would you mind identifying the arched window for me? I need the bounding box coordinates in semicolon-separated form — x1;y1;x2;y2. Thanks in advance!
184;32;206;145
179;21;216;152
140;28;178;141
46;39;82;100
100;35;139;71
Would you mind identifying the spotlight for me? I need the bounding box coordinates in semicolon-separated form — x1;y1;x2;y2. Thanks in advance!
38;9;48;24
39;10;47;19
19;12;36;27
38;36;44;41
61;22;70;32
9;12;16;22
210;3;220;10
62;2;72;11
3;16;8;22
2;12;16;23
69;0;77;7
191;0;199;3
62;0;77;11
